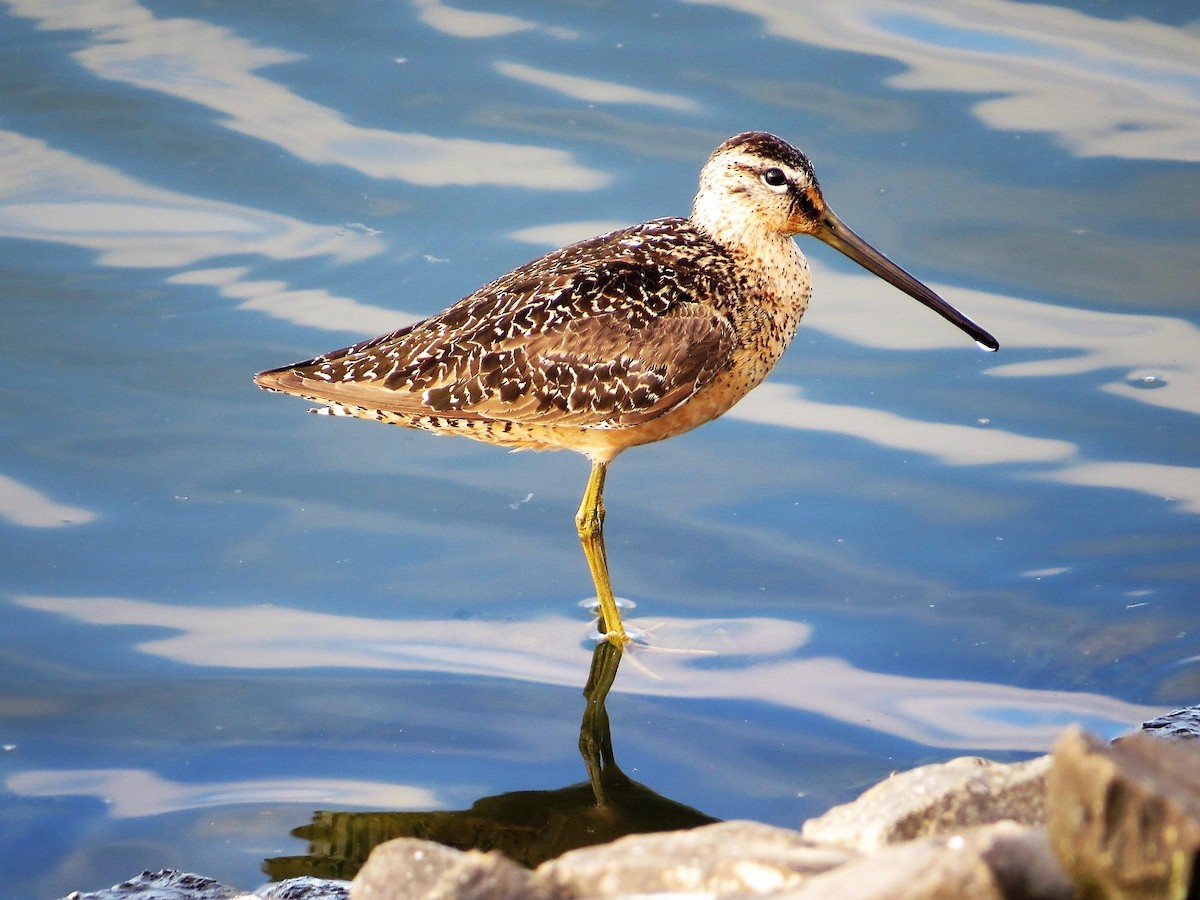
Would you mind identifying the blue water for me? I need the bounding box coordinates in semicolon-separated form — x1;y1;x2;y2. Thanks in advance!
2;0;1198;895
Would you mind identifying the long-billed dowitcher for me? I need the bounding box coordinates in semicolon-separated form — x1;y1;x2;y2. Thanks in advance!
255;132;998;645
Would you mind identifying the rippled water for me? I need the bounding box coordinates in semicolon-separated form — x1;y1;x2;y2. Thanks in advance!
2;1;1198;895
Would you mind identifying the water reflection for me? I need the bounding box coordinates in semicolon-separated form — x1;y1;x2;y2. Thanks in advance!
412;0;568;41
5;0;607;189
802;261;1200;420
1038;461;1200;516
0;130;380;270
264;642;715;879
743;260;1200;513
7;768;434;820
685;0;1200;162
11;594;1157;751
0;474;96;528
168;266;412;336
494;61;700;113
0;128;406;333
733;383;1073;467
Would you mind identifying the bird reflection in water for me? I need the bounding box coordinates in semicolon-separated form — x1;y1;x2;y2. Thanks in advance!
263;642;715;880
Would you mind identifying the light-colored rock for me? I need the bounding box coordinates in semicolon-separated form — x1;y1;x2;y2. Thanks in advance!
60;871;348;900
351;838;541;900
786;821;1071;900
533;820;854;897
802;754;1049;852
1046;725;1200;899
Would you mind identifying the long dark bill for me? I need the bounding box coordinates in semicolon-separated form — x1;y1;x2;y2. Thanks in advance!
813;208;999;352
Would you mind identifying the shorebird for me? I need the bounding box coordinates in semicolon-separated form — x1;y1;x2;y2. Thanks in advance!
255;132;998;645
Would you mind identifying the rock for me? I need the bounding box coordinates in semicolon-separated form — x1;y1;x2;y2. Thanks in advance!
255;877;351;899
802;754;1049;852
351;838;541;899
60;871;348;900
1140;705;1200;740
786;821;1072;900
1046;725;1200;899
62;871;241;900
531;819;854;897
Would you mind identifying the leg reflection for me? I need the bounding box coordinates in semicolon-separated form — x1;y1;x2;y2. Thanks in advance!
580;638;623;805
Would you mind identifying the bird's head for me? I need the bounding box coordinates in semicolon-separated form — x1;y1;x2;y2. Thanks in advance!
693;131;999;351
693;131;826;241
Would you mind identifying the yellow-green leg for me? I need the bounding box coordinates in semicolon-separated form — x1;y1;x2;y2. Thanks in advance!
575;460;629;645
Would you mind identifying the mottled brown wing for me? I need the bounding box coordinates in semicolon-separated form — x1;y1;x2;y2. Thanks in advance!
256;220;737;429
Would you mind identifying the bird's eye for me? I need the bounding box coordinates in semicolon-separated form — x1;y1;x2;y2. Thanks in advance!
761;168;788;189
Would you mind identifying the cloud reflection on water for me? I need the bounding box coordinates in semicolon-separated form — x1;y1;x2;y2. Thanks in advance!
733;260;1200;515
5;768;436;819
0;130;379;270
686;0;1200;162
6;0;607;190
168;266;414;336
0;474;97;528
510;220;629;248
733;382;1200;516
13;594;1158;753
732;384;1073;468
413;0;566;40
0;128;411;333
495;61;700;113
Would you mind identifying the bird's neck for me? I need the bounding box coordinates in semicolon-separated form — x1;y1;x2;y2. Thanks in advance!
692;188;763;251
689;190;813;380
690;188;801;266
691;191;810;302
